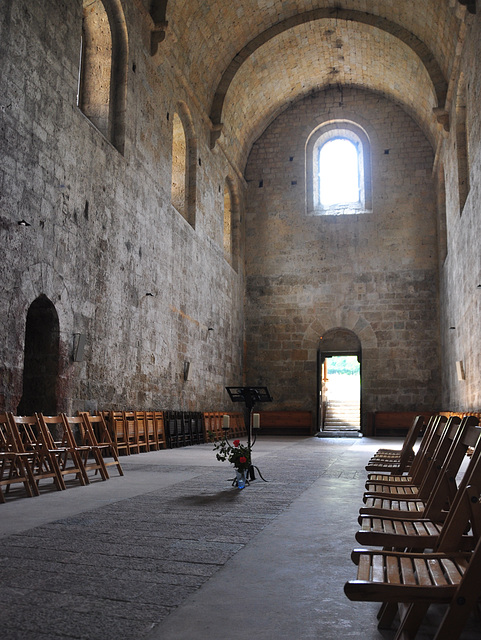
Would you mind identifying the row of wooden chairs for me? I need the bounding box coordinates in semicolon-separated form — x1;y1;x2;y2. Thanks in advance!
163;411;205;448
344;414;481;639
105;410;167;455
102;410;247;453
0;412;123;503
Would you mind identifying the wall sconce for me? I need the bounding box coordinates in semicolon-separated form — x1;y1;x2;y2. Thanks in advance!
456;360;465;381
72;333;86;362
183;361;191;381
17;219;31;226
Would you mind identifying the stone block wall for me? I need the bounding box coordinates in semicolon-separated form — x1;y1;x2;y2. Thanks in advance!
439;8;481;410
244;87;441;428
0;0;245;414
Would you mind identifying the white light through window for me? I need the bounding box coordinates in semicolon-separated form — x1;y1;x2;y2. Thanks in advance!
319;138;360;207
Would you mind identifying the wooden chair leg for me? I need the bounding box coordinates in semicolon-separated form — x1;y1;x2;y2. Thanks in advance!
393;603;430;640
377;602;398;628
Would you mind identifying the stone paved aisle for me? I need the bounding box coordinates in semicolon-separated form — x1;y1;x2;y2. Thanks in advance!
0;437;480;640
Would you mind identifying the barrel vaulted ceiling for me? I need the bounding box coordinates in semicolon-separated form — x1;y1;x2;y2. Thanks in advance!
147;0;474;169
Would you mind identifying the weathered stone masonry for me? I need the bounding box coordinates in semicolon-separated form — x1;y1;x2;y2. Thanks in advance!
1;1;481;428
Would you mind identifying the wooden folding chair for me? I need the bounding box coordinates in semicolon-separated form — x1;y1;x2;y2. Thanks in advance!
81;413;123;476
345;482;481;640
190;412;204;444
107;411;131;455
359;417;480;520
37;414;88;486
366;415;448;487
10;414;65;491
144;411;158;451
153;411;166;449
134;411;150;452
123;411;140;454
356;423;481;550
165;411;178;448
365;415;425;474
0;413;37;502
62;415;109;482
363;416;459;502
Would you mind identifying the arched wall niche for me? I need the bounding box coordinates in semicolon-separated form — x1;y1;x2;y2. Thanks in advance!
17;294;60;416
4;263;75;414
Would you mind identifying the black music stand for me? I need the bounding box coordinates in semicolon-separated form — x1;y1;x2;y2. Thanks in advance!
226;386;272;481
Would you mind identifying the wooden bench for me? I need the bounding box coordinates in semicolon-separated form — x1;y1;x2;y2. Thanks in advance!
257;411;312;436
367;411;437;436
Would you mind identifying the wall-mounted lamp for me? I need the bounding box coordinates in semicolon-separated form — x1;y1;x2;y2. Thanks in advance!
183;361;191;381
145;292;154;297
17;220;31;226
72;333;86;362
449;326;456;330
456;360;465;381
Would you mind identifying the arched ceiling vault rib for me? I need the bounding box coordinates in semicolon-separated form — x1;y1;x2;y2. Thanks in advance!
208;8;447;146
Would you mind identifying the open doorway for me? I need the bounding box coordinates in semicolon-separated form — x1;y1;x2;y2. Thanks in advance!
320;355;360;431
317;328;362;434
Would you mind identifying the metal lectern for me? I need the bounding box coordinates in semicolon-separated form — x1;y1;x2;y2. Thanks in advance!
226;386;272;480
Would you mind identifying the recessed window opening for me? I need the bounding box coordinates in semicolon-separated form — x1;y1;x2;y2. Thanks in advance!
319;138;360;207
306;120;371;215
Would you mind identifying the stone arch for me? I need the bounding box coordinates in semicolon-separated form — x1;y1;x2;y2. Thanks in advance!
209;9;447;134
319;327;361;353
301;314;377;354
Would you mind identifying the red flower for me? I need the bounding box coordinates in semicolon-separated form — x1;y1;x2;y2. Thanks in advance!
239;456;247;463
233;439;240;447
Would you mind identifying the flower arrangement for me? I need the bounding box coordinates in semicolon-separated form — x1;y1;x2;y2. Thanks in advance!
212;436;251;472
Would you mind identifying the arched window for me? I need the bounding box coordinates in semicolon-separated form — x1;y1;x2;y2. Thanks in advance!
171;112;187;217
77;0;128;153
306;121;372;215
222;176;240;271
318;138;360;207
456;74;470;214
171;103;197;228
224;181;233;259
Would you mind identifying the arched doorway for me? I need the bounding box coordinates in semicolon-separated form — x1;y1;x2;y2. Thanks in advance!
317;328;361;434
17;295;60;415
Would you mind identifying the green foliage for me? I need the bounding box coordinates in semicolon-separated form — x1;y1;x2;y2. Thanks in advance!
212;435;251;471
327;355;360;376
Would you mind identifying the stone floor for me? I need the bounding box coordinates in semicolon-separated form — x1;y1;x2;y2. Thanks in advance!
1;436;480;640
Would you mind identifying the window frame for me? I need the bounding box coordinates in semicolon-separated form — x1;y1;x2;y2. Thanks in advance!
306;120;372;215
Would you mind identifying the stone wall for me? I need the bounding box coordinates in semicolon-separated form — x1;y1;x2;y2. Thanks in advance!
439;8;481;410
0;0;245;414
244;87;441;428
